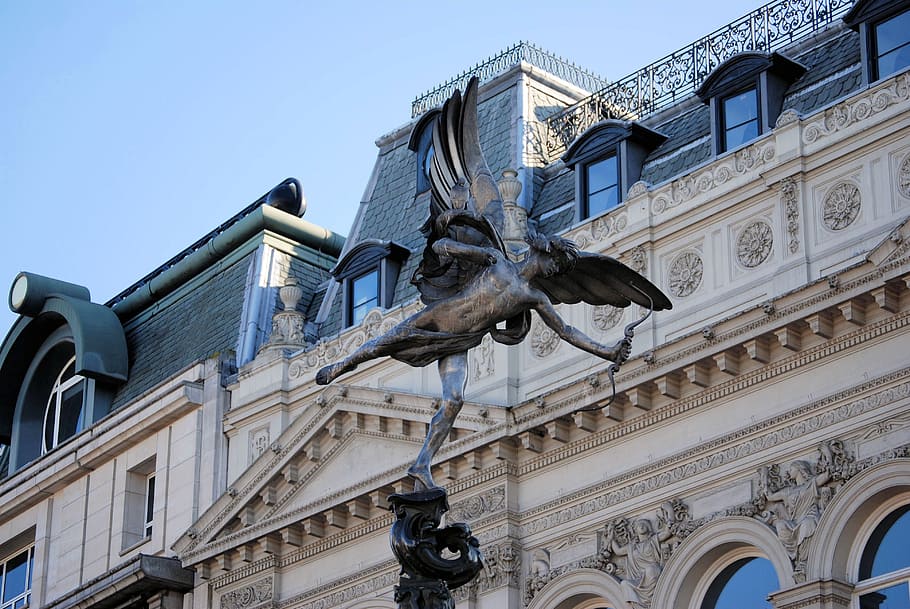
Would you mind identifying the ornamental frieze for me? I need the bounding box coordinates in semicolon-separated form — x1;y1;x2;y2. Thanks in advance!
448;485;506;524
220;577;273;609
523;439;904;605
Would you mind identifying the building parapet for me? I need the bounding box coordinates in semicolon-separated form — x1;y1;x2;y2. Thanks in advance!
544;0;854;157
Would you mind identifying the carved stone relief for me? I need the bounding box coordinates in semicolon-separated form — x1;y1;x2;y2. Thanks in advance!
736;221;773;268
221;577;273;609
598;500;692;609
667;251;703;298
531;318;560;358
448;485;506;523
249;426;270;464
822;182;861;231
898;153;910;199
753;440;855;580
457;541;521;600
781;178;800;253
471;334;495;381
625;246;647;275
593;305;624;332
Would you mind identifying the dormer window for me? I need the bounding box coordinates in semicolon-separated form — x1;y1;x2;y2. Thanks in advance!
350;269;380;326
563;120;666;222
41;355;85;454
845;0;910;83
408;109;441;195
331;240;409;328
696;52;806;154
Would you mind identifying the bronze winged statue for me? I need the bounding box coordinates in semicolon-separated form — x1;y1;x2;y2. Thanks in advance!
317;77;672;490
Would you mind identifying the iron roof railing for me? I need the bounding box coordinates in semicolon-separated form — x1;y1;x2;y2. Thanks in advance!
543;0;855;158
410;41;610;118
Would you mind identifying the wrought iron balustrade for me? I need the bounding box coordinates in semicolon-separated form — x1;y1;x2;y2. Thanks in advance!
411;41;609;118
544;0;854;158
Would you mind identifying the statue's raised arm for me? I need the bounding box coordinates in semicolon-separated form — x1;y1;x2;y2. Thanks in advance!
316;77;671;490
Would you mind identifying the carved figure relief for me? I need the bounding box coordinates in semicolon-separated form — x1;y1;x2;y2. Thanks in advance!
822;182;861;231
898;153;910;199
736;221;773;268
220;577;273;609
466;541;521;595
667;251;703;298
249;427;270;464
600;501;691;609
471;334;495;381
625;246;647;275
593;305;624;331
530;317;560;358
524;549;551;605
781;178;800;253
754;440;855;579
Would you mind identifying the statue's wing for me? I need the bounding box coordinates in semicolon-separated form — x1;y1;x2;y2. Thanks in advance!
413;77;506;304
427;76;504;237
531;252;673;311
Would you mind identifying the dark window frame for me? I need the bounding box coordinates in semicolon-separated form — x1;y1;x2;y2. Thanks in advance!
562;120;666;222
696;52;805;156
331;240;410;329
845;0;910;84
719;86;762;153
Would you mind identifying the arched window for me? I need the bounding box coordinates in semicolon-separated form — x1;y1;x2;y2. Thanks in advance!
855;504;910;609
701;556;778;609
41;355;85;454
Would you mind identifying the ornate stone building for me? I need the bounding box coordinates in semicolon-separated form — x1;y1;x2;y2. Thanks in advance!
2;0;910;608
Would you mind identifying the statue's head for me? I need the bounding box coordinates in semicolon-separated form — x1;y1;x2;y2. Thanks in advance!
633;519;654;538
525;233;579;277
788;460;813;482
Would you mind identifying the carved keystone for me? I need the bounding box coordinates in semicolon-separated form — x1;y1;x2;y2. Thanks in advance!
774;325;802;351
713;350;740;376
282;463;300;484
805;310;834;338
303;516;326;538
684;361;711;387
872;284;901;313
545;419;571;443
347;497;372;520
325;506;348;529
625;385;653;411
281;524;304;547
837;298;866;325
371;487;393;510
743;336;772;363
519;431;544;453
656;373;682;399
573;411;598;431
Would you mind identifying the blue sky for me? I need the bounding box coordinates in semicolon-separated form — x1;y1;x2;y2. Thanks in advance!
1;0;761;334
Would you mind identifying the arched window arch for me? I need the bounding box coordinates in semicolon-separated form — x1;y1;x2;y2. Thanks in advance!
700;555;778;609
854;503;910;608
408;109;441;195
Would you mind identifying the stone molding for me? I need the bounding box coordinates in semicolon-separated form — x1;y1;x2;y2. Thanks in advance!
652;140;776;215
803;72;910;145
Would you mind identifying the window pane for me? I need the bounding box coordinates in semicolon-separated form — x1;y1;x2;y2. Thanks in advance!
723;89;758;127
588;185;619;216
352;272;378;308
876;11;910;56
724;120;760;150
703;557;777;609
860;582;910;609
877;46;910;80
57;379;85;442
145;475;156;524
43;398;57;453
587;156;617;195
861;505;910;578
2;550;29;603
423;143;435;179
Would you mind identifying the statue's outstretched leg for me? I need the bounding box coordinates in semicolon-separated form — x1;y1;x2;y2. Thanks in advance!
316;325;410;385
407;352;468;490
